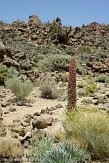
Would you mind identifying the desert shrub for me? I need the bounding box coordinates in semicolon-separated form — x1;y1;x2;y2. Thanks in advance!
0;137;23;162
11;20;28;28
8;67;19;78
38;54;71;72
84;83;97;95
0;63;10;84
81;98;93;105
30;137;53;163
76;63;87;75
42;143;88;163
59;72;68;82
78;89;87;97
64;46;76;56
77;81;85;88
40;78;58;99
5;78;33;101
64;108;109;160
96;74;109;83
77;46;92;54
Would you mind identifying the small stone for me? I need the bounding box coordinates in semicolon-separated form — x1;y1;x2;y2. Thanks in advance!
0;108;3;118
49;107;56;111
4;111;9;114
34;112;41;116
41;109;46;114
17;101;23;106
45;117;53;126
93;100;99;105
19;132;32;141
23;140;30;148
1;101;10;107
55;104;63;109
9;107;16;112
23;114;32;123
21;121;30;127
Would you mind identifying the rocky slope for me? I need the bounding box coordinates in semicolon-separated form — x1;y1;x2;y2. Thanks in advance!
0;15;109;77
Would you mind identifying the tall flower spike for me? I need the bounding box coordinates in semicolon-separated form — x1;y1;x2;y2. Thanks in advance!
67;57;76;111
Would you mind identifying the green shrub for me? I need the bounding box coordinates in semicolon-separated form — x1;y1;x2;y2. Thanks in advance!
0;137;23;162
76;63;87;75
0;64;10;84
5;78;33;101
42;143;88;163
81;98;93;105
78;89;87;97
40;78;58;99
77;46;92;54
30;137;53;163
84;83;97;95
64;108;109;160
59;72;68;82
38;54;71;72
96;74;109;83
8;67;19;78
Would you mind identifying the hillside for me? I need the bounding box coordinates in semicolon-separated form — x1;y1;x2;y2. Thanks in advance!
0;15;109;80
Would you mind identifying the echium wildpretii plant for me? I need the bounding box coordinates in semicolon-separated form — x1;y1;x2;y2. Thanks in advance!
67;57;76;111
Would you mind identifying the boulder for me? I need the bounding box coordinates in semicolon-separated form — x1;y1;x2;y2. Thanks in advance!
32;116;47;129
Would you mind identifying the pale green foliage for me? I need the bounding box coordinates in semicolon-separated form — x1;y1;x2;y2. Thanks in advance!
5;78;33;101
64;108;109;160
77;46;93;54
84;83;97;95
38;54;71;72
30;137;53;163
0;63;10;84
30;137;87;163
96;74;109;83
42;143;88;163
8;67;19;78
40;78;58;99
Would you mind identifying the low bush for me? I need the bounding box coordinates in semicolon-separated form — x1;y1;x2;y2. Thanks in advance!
0;63;10;85
76;63;87;75
78;89;87;97
0;137;23;162
40;77;59;99
38;54;71;72
64;108;109;160
58;72;68;82
96;74;109;83
84;83;97;95
5;78;33;101
77;46;93;54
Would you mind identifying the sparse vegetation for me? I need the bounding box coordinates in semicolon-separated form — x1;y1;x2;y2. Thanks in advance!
64;108;109;160
5;78;33;101
0;137;23;162
40;78;58;99
84;83;98;95
38;54;71;72
96;74;109;83
0;64;10;84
